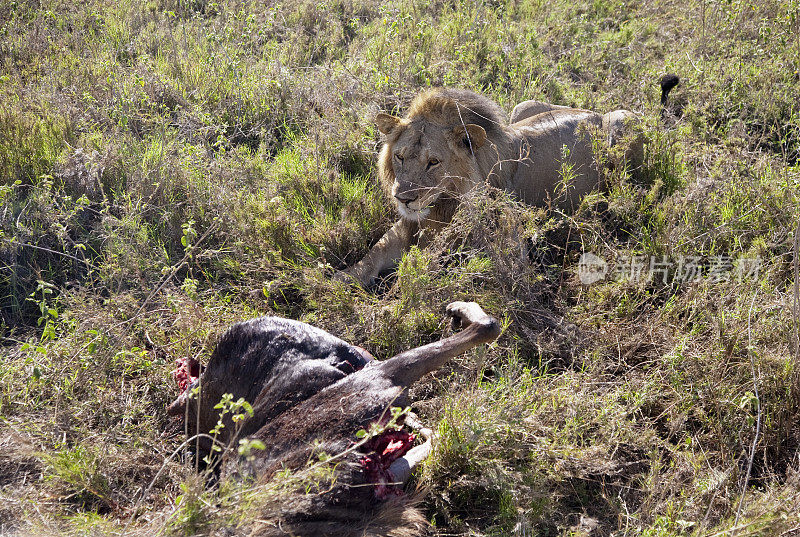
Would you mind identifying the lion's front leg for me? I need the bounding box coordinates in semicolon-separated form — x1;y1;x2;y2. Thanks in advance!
339;219;417;287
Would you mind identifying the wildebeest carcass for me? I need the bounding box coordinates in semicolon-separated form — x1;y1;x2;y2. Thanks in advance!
168;301;500;536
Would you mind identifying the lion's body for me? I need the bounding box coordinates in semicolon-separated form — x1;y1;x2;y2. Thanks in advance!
343;89;642;286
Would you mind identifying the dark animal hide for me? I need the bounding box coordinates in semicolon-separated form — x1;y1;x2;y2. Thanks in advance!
168;302;500;536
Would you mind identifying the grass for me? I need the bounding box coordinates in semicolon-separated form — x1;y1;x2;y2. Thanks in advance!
0;0;799;535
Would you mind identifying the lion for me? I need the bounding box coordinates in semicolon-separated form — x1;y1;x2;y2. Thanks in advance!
341;88;643;286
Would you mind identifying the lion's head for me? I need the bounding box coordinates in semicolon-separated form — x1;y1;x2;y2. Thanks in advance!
376;89;509;222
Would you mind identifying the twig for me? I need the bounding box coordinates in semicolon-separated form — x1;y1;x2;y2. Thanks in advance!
793;218;799;367
0;237;100;271
781;523;800;536
707;519;764;537
122;219;220;327
686;51;703;74
455;103;475;158
732;289;761;535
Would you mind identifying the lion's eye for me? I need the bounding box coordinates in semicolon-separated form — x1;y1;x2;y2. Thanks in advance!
427;159;439;168
394;153;404;162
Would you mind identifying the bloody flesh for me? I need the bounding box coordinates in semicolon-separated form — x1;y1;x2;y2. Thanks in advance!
359;429;416;499
172;356;201;393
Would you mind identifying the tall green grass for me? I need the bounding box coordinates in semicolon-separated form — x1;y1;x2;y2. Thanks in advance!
0;0;798;535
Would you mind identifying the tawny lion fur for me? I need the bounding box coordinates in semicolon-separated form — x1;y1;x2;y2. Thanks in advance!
342;88;642;286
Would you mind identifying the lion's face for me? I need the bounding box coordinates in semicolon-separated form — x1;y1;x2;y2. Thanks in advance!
388;123;453;222
377;114;487;223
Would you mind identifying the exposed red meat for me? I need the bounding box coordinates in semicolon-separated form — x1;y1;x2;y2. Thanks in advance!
359;429;416;500
172;356;201;393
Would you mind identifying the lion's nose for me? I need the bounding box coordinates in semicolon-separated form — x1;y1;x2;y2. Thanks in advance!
394;192;418;205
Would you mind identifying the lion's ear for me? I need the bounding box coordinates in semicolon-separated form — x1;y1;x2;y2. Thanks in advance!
376;113;401;135
452;124;487;149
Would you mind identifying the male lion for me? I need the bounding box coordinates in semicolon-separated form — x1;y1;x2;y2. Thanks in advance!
342;88;643;287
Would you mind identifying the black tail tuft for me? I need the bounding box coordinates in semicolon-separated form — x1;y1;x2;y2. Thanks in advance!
660;73;680;106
